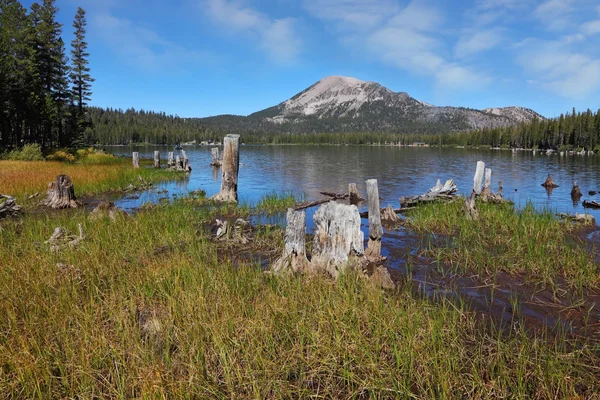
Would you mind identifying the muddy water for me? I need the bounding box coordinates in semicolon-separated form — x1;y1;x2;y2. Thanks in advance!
103;145;600;337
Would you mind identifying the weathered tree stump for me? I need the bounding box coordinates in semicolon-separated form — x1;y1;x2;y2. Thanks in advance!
132;152;140;168
381;204;399;224
541;174;558;188
464;161;484;219
211;134;240;203
180;150;191;172
42;175;82;209
311;201;364;278
175;155;182;170
272;209;310;274
571;181;582;200
0;194;22;218
167;152;175;168
349;183;362;205
154;151;160;168
210;147;221;167
481;168;492;197
90;201;128;221
365;179;383;260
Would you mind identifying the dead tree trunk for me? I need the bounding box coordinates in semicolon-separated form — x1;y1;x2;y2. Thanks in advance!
311;202;364;278
132;152;140;168
211;134;240;203
365;179;383;260
210;147;221;167
349;183;362;205
42;175;82;209
464;161;484;219
175;155;182;170
167;152;174;168
481;168;492;197
154;151;160;168
272;209;310;274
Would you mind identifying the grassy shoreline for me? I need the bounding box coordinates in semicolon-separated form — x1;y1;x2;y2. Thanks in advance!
1;162;600;397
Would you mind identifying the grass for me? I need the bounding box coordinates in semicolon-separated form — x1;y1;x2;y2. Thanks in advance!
1;195;600;398
404;199;600;292
0;154;180;202
254;191;297;214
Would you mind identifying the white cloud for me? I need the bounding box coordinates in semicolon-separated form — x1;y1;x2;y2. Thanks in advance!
91;13;210;72
303;0;399;30
533;0;575;31
517;39;600;98
581;20;600;36
454;28;504;58
205;0;302;63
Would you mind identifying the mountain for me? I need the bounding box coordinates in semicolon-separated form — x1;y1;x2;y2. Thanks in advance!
197;76;544;134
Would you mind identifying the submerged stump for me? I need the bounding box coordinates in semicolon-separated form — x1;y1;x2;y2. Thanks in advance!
571;181;582;200
42;175;82;209
541;174;559;188
349;183;362;205
210;147;221;167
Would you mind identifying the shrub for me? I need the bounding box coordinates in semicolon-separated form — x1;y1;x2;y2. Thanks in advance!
46;150;76;163
6;144;45;161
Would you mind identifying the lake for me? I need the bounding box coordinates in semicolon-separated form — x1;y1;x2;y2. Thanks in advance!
105;145;600;221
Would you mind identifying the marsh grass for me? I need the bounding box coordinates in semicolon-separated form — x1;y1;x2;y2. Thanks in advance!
0;156;179;202
255;191;297;214
1;197;600;398
405;199;600;291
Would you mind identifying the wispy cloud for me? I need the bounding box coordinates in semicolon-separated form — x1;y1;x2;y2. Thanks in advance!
90;13;212;72
303;0;399;30
532;0;575;31
204;0;302;64
455;28;504;58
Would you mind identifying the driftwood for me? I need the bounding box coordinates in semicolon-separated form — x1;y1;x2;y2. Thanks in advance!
583;200;600;209
365;179;383;260
0;194;22;218
132;152;140;168
349;183;363;205
211;218;251;244
294;192;348;211
90;201;128;221
311;201;364;278
557;213;595;225
541;174;558;188
272;209;310;274
42;175;82;209
154;151;160;168
571;181;582;200
211;134;240;202
210;147;221;167
399;179;458;207
45;223;85;252
360;207;409;218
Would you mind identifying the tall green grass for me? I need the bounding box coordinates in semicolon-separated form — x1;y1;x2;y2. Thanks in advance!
405;200;600;292
1;199;599;398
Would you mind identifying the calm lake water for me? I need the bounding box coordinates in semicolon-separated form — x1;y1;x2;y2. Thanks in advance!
105;145;600;222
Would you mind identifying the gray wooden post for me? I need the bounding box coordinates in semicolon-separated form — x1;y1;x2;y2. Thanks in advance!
365;179;383;259
175;155;181;170
210;147;221;166
272;209;310;274
153;151;160;168
132;152;139;168
211;134;240;202
481;167;492;196
349;183;361;205
167;152;174;168
473;161;485;195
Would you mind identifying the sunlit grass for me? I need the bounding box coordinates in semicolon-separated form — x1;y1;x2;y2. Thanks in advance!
405;199;600;291
255;191;297;214
0;199;599;398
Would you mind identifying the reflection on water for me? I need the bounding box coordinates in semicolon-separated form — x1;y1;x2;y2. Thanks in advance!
105;145;600;221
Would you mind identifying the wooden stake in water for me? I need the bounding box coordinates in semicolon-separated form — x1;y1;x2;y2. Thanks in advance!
365;179;383;259
132;152;140;169
212;134;240;202
210;147;221;167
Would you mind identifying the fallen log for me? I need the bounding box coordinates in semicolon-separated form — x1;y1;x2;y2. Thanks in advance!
583;200;600;209
0;194;22;218
399;178;458;207
294;192;348;211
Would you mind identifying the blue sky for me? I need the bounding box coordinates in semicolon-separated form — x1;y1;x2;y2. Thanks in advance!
27;0;600;118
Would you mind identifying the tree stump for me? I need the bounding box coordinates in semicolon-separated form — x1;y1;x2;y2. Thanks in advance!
349;183;362;205
210;147;221;167
272;209;310;274
42;175;82;209
541;174;558;188
311;201;364;278
481;168;492;197
90;201;128;221
473;161;485;195
571;181;582;200
154;151;160;168
365;179;383;260
175;155;182;170
132;152;140;168
381;204;399;224
167;152;174;168
211;134;240;203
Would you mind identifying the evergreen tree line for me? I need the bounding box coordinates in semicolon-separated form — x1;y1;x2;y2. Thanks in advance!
0;0;93;150
88;107;600;150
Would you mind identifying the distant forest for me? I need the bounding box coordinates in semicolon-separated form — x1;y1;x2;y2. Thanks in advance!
0;0;94;150
90;107;600;151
